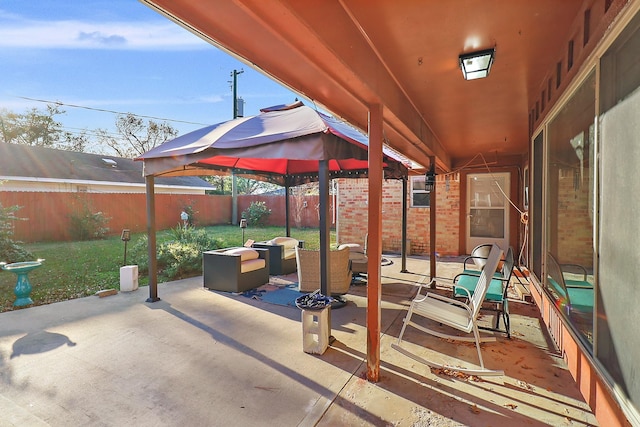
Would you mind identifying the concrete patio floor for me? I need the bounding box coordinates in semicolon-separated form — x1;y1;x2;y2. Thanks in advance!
0;255;598;426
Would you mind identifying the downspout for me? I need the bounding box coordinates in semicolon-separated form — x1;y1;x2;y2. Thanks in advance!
401;174;409;273
429;156;437;287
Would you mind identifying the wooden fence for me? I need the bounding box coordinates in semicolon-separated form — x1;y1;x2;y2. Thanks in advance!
1;192;325;242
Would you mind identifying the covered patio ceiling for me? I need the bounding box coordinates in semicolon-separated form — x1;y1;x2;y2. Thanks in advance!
141;0;584;172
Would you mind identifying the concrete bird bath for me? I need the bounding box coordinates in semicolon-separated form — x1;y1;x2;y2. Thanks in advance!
1;259;44;307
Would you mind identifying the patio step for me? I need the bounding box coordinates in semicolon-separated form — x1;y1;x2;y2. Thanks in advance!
511;267;532;302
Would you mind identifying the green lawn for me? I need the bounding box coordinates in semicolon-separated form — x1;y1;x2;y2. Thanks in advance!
0;225;332;313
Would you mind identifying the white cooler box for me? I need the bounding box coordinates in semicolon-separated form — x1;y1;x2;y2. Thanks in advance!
120;265;139;292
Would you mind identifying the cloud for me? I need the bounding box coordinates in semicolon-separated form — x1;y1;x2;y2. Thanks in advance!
0;16;211;50
198;95;225;104
77;31;127;46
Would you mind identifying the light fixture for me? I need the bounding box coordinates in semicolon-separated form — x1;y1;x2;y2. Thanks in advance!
121;229;131;266
459;48;495;80
425;163;436;192
239;218;247;243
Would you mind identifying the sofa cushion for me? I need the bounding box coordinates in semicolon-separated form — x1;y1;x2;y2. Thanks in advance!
283;247;297;260
269;237;298;249
240;258;266;273
338;244;366;260
338;243;364;253
225;247;260;261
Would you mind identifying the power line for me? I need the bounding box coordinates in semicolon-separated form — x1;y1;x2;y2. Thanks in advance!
16;96;210;126
59;127;121;139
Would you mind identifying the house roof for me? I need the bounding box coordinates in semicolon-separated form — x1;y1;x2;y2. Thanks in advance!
0;143;213;189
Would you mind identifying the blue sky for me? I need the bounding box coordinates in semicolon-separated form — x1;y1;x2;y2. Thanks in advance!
0;0;302;145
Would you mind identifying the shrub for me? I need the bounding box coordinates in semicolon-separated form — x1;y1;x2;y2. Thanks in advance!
0;202;34;263
241;201;271;227
130;226;226;280
69;198;110;240
182;203;197;227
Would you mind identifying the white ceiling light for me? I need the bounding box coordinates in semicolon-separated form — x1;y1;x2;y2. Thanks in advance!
459;48;495;80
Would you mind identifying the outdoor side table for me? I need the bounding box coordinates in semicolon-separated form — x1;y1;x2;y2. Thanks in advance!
301;307;329;354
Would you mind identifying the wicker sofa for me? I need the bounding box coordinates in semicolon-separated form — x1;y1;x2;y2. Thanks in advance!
252;237;303;276
295;246;351;295
203;247;270;292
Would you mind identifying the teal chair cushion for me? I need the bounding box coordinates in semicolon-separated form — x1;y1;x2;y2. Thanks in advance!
547;278;564;295
565;278;592;288
565;287;593;312
547;278;593;313
454;275;504;302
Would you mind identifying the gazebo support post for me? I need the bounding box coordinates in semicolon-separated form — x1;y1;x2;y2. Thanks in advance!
145;175;160;303
319;161;330;297
366;104;383;382
318;160;332;338
232;171;238;225
285;182;291;237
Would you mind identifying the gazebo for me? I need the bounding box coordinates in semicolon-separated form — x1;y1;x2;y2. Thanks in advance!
137;101;412;305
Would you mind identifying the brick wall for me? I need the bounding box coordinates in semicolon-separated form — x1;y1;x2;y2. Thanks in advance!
336;176;461;256
555;171;593;268
237;194;323;228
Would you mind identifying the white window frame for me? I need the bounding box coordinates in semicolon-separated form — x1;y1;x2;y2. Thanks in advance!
410;176;430;207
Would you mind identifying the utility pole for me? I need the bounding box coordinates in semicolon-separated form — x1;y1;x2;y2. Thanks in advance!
231;69;244;225
232;69;244;119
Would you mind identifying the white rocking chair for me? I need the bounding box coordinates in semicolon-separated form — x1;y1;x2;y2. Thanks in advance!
392;244;504;376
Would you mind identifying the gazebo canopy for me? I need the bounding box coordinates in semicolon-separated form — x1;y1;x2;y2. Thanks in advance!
136;101;409;184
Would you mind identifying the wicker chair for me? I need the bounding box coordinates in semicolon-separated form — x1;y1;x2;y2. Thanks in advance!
203;247;269;292
295;246;351;295
337;241;368;277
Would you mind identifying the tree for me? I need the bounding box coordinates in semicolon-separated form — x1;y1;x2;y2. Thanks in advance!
205;176;229;194
59;130;91;152
239;177;279;195
204;175;279;195
0;105;64;147
97;113;178;158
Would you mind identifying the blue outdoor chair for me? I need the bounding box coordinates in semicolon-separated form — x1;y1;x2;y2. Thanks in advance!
546;252;593;319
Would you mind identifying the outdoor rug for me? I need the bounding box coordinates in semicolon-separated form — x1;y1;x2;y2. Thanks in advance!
260;284;306;307
240;283;351;309
241;283;305;308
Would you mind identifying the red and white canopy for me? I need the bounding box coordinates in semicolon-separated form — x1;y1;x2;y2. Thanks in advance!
137;101;408;185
